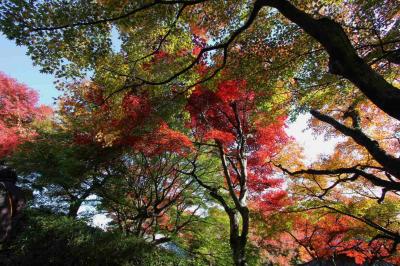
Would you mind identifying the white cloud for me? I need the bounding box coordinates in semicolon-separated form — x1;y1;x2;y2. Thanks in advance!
286;114;342;163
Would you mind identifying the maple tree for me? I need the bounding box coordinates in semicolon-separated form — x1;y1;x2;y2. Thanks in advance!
283;211;398;264
56;80;198;238
247;192;400;265
285;197;400;265
0;72;51;159
307;100;400;195
10;79;193;221
279;98;400;208
58;80;192;154
183;79;288;265
99;151;201;245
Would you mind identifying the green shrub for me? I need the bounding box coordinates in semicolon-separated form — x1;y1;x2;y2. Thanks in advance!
0;209;195;266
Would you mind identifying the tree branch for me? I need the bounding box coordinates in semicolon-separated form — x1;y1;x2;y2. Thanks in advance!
261;0;400;121
277;164;400;192
311;110;400;179
29;1;209;32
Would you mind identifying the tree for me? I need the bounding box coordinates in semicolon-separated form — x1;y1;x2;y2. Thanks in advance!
0;167;25;245
0;209;196;265
0;72;51;159
10;128;119;218
99;150;201;245
278;99;400;209
177;207;262;266
245;190;400;265
184;79;288;265
307;101;400;195
9;81;126;218
49;78;198;236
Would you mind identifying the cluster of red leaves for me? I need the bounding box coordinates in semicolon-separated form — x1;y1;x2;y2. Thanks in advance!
128;121;193;156
62;83;192;157
187;80;289;212
203;129;235;144
117;93;192;155
190;23;208;40
0;72;52;158
83;84;105;106
60;82;111;145
250;190;289;213
186;80;252;143
292;214;400;265
142;50;173;70
121;93;151;128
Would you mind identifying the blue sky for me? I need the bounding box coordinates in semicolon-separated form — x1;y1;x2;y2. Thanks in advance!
0;34;59;106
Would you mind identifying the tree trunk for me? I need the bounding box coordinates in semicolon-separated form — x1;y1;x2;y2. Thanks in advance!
67;200;82;218
0;179;25;245
229;211;248;266
232;240;247;266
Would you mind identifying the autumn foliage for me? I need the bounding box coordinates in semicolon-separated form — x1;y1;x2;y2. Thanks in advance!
187;80;289;211
59;81;192;156
0;72;51;158
1;0;400;264
289;213;400;265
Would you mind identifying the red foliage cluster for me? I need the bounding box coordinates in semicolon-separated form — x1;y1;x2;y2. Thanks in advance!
187;80;289;212
121;93;151;127
153;50;168;60
186;80;252;141
83;84;105;106
292;214;400;265
142;50;172;70
0;72;52;158
117;93;192;155
64;85;192;157
129;121;193;156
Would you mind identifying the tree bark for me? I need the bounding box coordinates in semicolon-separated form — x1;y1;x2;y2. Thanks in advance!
229;211;248;266
67;199;82;218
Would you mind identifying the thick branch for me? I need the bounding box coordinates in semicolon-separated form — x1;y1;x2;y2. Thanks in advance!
262;0;400;121
279;164;400;192
311;110;400;179
217;143;242;210
176;159;233;215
